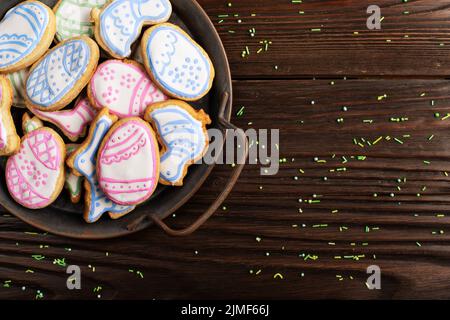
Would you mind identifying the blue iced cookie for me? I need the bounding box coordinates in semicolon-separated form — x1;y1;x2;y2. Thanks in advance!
66;108;135;223
92;0;172;59
0;1;56;73
144;100;211;186
141;23;215;101
25;36;99;111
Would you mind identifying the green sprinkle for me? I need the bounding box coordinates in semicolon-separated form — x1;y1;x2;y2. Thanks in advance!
416;242;422;247
423;160;431;165
442;113;450;121
311;28;321;32
236;106;245;117
394;137;404;144
372;136;383;145
32;255;45;261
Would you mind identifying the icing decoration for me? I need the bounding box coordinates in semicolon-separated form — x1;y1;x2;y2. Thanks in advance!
0;76;20;156
7;68;29;108
26;37;98;110
97;118;159;205
144;101;211;185
89;60;167;118
0;85;6;150
65;144;82;203
22;112;43;134
142;23;215;101
31;98;97;141
94;0;172;58
55;0;107;42
68;109;135;223
6;128;65;209
0;1;51;70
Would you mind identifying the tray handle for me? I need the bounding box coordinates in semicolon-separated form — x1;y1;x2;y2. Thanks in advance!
150;92;248;236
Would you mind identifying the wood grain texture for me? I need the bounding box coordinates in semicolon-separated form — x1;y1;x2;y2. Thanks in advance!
198;0;450;78
2;0;450;300
3;79;450;299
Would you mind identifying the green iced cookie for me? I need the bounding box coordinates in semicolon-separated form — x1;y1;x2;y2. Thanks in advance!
54;0;107;42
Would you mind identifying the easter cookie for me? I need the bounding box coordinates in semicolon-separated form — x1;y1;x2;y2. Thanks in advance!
25;36;100;112
97;117;159;205
144;100;211;186
88;60;167;118
67;108;135;223
6;115;65;209
0;76;20;156
92;0;172;59
0;1;56;73
7;68;29;108
21;113;43;134
141;23;215;101
54;0;107;42
65;144;83;203
31;97;97;142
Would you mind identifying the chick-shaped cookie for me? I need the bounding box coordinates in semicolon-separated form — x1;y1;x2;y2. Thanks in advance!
92;0;172;59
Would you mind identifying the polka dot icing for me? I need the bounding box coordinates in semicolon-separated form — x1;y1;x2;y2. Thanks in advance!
96;0;172;58
26;38;95;109
89;60;167;118
6;128;64;209
142;23;215;101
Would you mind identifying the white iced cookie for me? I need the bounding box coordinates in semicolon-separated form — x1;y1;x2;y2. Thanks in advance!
54;0;107;42
141;23;215;101
66;108;135;223
88;60;167;118
92;0;172;59
0;1;56;73
144;100;211;186
25;36;100;112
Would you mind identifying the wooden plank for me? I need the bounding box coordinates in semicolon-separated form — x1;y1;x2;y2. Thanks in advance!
2;79;450;299
197;0;450;78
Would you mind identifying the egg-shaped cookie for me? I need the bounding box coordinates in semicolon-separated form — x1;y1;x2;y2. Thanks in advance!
88;60;167;118
0;1;56;73
97;118;159;206
6;127;65;209
141;23;215;101
25;36;99;111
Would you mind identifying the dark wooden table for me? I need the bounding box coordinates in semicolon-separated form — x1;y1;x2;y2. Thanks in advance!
2;0;450;299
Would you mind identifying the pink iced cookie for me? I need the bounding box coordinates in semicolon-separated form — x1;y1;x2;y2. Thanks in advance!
88;60;167;118
31;98;97;142
6;127;65;209
97;118;159;206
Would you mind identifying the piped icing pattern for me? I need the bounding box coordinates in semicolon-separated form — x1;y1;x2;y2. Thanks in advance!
89;60;167;118
68;110;135;223
145;101;211;185
0;2;50;70
95;0;172;58
65;144;83;203
143;23;215;101
26;38;93;109
55;0;107;41
32;98;97;141
7;68;29;108
6;128;64;209
97;118;159;205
